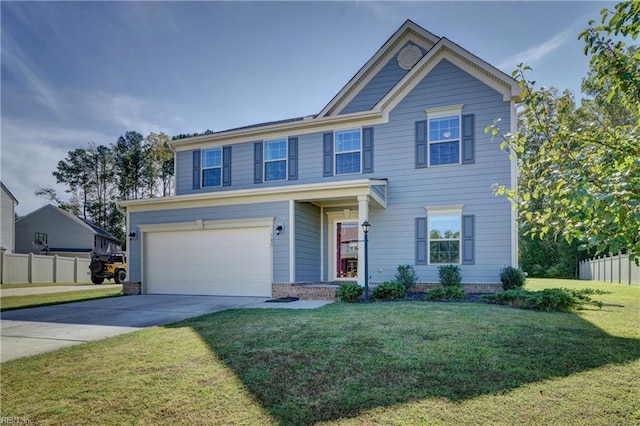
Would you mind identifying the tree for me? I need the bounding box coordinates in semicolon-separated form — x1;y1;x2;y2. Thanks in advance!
52;148;94;219
34;186;81;216
144;132;174;197
488;1;640;262
113;131;146;200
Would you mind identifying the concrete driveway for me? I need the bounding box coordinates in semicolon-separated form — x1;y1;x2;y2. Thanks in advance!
1;295;330;362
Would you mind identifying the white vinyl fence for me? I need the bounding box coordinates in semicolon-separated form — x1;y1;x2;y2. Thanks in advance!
0;251;91;284
579;253;640;285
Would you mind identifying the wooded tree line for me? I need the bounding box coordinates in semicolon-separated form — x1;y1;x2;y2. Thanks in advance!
37;131;174;242
489;1;639;277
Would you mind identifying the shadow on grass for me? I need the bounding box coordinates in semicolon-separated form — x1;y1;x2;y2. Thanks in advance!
167;301;640;425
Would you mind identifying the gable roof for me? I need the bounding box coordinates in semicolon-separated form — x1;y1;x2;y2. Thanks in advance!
171;19;519;150
1;182;19;205
16;204;120;242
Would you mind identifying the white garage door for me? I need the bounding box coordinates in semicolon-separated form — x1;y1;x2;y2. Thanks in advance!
144;226;272;297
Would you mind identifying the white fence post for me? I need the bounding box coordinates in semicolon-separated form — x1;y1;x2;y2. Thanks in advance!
580;253;638;285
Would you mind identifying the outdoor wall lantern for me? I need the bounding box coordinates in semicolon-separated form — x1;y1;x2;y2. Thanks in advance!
128;232;137;239
362;220;371;303
275;224;284;236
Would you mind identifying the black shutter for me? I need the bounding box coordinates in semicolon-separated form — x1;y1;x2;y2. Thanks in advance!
462;215;475;264
462;114;475;164
416;120;427;168
416;217;427;265
323;132;333;177
254;142;263;184
288;137;298;180
192;150;201;189
222;146;232;186
362;127;374;173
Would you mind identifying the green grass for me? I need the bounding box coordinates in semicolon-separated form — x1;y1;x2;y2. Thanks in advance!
1;281;93;289
1;279;638;425
0;288;123;311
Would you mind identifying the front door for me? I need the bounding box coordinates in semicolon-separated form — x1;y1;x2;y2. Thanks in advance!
335;221;358;279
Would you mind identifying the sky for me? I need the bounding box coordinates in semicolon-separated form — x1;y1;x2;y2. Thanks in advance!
1;0;617;216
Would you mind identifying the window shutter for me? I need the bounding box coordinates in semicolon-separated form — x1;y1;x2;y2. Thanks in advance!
416;217;427;265
254;141;263;184
192;150;201;189
462;214;475;264
288;137;298;180
462;114;475;164
222;146;232;186
323;132;333;177
415;120;427;168
362;127;374;173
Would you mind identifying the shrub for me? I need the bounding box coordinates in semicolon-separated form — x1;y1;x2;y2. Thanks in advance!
482;287;603;311
427;286;465;300
499;266;527;290
394;264;418;292
438;265;462;287
372;281;406;301
336;283;363;303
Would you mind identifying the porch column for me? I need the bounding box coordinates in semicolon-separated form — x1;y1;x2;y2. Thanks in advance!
357;195;369;287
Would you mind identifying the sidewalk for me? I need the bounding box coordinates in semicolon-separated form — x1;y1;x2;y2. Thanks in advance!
0;284;122;297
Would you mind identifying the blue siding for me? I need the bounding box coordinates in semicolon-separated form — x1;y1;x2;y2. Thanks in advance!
128;201;289;283
364;59;512;283
339;42;426;115
171;58;513;284
295;202;321;281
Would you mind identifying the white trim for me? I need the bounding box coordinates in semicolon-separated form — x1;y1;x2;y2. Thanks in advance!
264;138;288;182
425;205;464;266
320;206;325;281
118;179;388;212
319;20;439;117
326;210;359;282
289;200;295;282
138;217;274;233
426;107;463;167
334;128;363;175
201;147;223;188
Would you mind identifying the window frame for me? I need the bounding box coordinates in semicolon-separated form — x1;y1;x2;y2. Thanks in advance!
426;205;464;265
264;138;288;182
334;128;362;175
426;105;463;167
201;147;222;188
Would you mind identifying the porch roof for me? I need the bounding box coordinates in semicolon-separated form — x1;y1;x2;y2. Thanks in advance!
118;179;387;213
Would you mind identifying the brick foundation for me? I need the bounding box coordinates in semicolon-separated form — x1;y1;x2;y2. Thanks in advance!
123;281;141;295
272;281;502;301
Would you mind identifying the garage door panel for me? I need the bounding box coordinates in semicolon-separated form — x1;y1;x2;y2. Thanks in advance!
144;227;272;297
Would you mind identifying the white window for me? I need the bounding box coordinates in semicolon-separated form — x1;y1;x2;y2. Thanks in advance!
202;148;222;187
264;139;287;181
335;129;361;174
426;206;463;264
426;105;463;166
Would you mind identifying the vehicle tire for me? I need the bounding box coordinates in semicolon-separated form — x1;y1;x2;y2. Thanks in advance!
91;275;105;285
89;259;104;274
114;269;126;284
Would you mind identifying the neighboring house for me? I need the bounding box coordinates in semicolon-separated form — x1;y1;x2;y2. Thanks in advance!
1;182;19;252
15;204;121;258
118;20;520;298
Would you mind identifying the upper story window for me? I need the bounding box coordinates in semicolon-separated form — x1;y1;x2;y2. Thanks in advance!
335;129;361;174
264;139;287;181
427;105;463;166
202;148;222;187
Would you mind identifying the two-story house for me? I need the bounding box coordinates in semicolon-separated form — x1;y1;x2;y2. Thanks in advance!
118;20;519;298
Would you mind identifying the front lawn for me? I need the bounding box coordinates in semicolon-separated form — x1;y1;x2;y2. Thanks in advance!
1;279;638;425
0;288;123;311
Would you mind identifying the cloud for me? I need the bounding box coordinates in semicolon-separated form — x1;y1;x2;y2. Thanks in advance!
497;28;573;71
1;32;63;119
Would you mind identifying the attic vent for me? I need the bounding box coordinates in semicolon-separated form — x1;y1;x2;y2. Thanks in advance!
397;44;423;70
